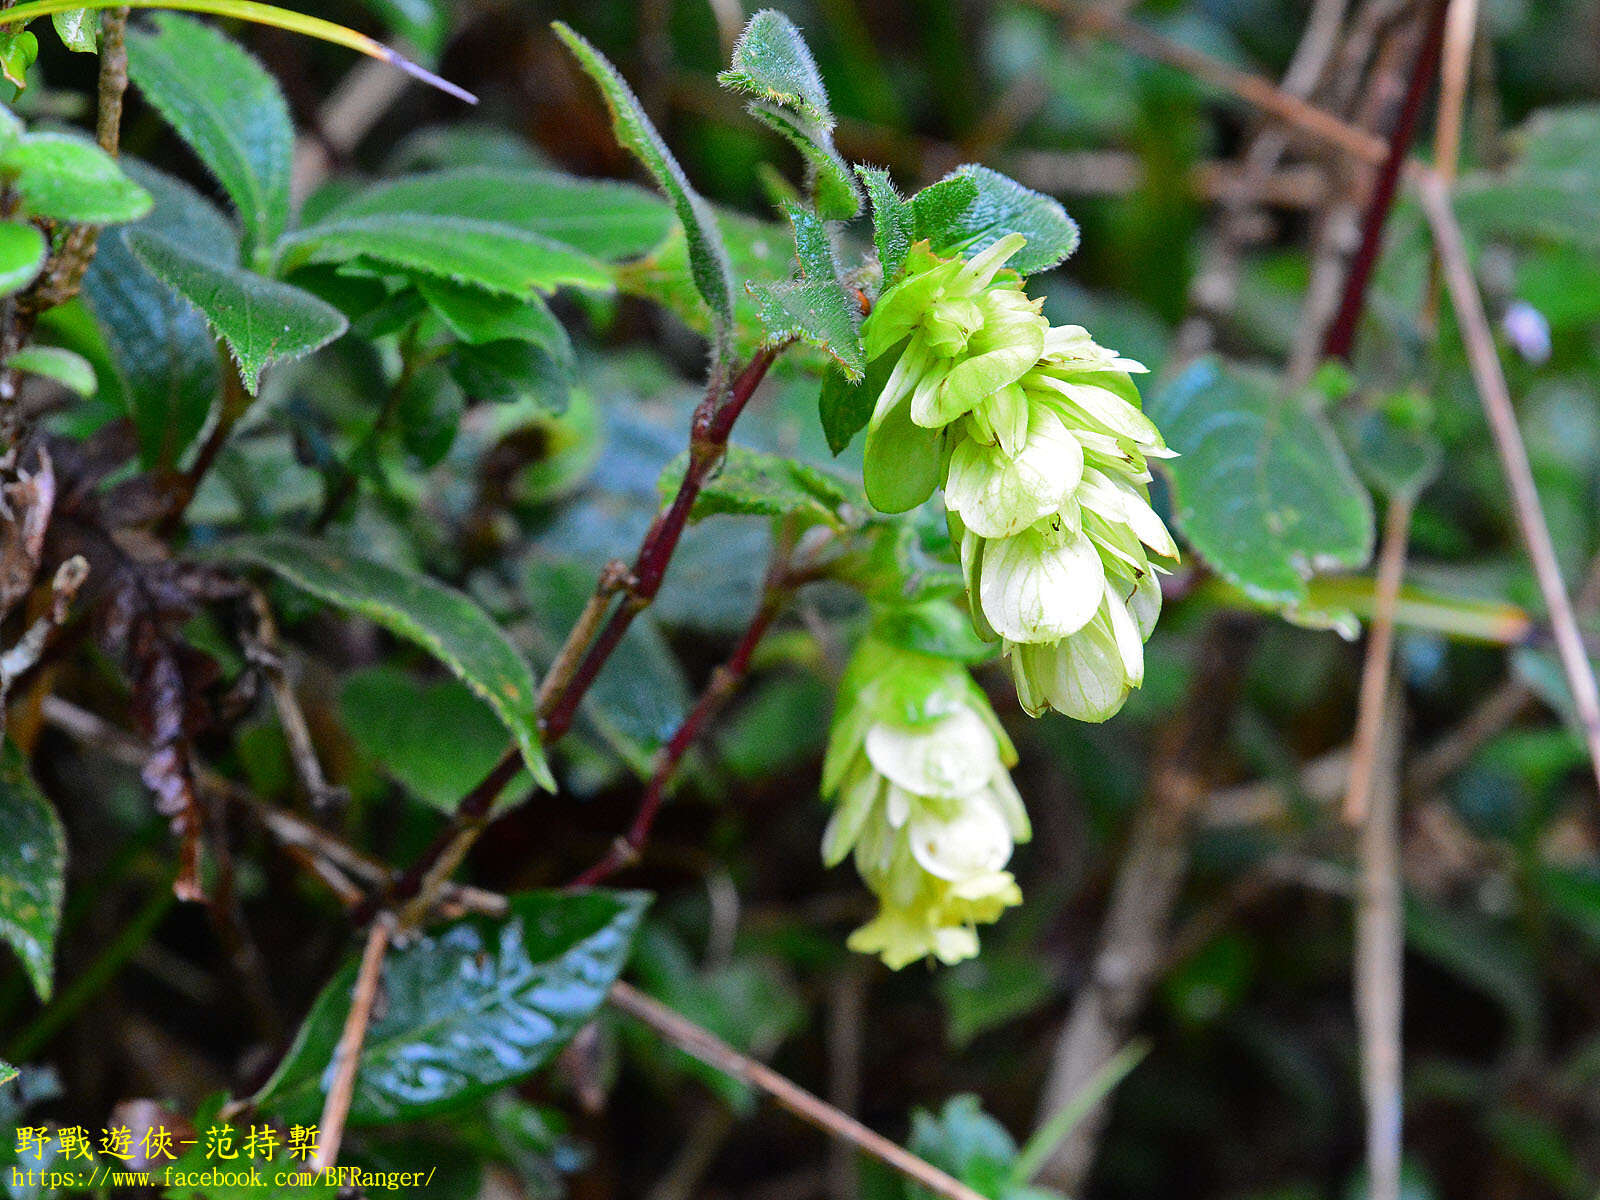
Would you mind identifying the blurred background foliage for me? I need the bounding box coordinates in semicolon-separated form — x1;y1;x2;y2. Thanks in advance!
4;0;1600;1198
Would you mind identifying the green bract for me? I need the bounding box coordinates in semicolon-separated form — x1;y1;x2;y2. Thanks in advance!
821;635;1027;969
857;235;1178;724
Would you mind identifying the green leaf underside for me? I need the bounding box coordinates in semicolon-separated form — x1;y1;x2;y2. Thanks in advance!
819;346;897;456
752;202;863;375
280;214;611;299
1455;105;1600;247
6;344;96;395
125;13;292;257
313;168;674;261
663;444;861;528
254;891;648;1124
1149;357;1374;608
0;739;66;1002
913;165;1080;275
128;230;347;392
554;22;734;343
51;7;96;50
0;220;45;297
858;165;913;283
0;132;151;223
209;535;554;791
416;275;571;357
81;162;231;468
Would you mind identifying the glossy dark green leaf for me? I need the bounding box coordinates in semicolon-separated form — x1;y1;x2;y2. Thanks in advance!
315;168;673;261
209;535;554;792
279;213;610;299
163;1097;335;1199
125;14;292;259
0;133;151;224
81;163;229;468
554;22;734;349
752;202;864;375
0;220;45;298
127;230;347;393
858;165;913;283
913;166;1079;275
1149;357;1374;608
660;443;860;529
254;891;649;1124
0;739;65;1002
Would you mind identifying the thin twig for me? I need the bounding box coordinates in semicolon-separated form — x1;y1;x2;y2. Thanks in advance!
1418;171;1600;799
241;589;343;808
0;555;88;724
308;916;392;1174
1354;685;1406;1200
568;519;806;888
609;981;989;1200
1343;495;1415;823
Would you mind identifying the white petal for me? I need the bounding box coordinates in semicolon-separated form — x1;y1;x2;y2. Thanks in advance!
980;526;1104;642
864;709;1000;798
1035;620;1131;722
907;801;1014;881
1103;585;1145;688
944;408;1083;538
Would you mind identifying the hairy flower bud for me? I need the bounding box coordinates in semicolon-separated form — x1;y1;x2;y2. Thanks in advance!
821;636;1028;968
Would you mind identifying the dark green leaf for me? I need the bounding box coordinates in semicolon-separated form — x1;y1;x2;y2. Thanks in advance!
125;13;292;259
1454;105;1600;248
554;22;734;348
340;666;527;815
209;535;554;792
81;164;229;468
0;1062;15;1089
449;338;571;413
751;202;864;375
127;230;347;393
858;165;913;283
5;345;95;396
0;220;44;297
279;213;610;299
315;168;673;261
0;739;65;1002
162;1097;335;1199
0;133;151;224
1335;405;1442;501
913;166;1079;275
1148;358;1374;609
254;891;649;1124
51;9;96;52
417;276;571;353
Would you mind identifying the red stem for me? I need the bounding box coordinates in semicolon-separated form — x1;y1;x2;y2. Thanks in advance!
1321;0;1451;362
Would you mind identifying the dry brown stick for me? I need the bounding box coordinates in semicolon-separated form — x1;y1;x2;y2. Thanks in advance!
1418;172;1600;799
308;916;392;1174
1354;685;1406;1200
609;981;988;1200
1343;495;1415;823
1433;0;1480;188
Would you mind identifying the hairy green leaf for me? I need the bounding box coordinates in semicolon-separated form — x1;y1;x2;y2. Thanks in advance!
316;168;674;261
0;132;151;223
125;13;292;258
914;165;1079;274
818;344;898;456
5;345;96;396
255;891;648;1124
0;220;44;297
0;739;66;1002
51;8;96;51
554;22;734;348
660;443;861;528
211;535;554;791
280;213;610;298
858;165;913;283
81;163;230;468
1149;358;1374;608
128;230;347;392
751;202;863;375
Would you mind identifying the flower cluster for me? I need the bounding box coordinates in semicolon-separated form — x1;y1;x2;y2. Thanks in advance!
859;234;1177;722
821;636;1028;968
